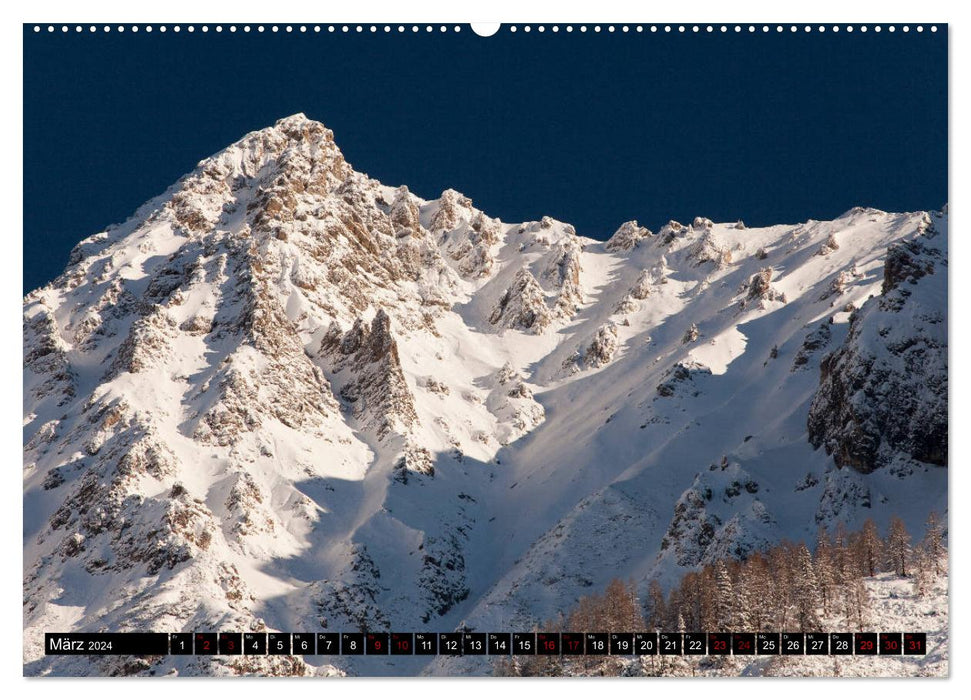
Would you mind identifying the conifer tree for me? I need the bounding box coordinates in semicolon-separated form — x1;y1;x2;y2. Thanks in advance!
728;567;748;632
647;580;666;631
714;561;734;632
913;549;930;597
922;511;946;577
858;518;882;577
769;543;795;630
847;577;870;631
794;544;821;630
885;515;912;577
833;521;850;584
742;553;770;631
603;578;645;631
814;526;836;615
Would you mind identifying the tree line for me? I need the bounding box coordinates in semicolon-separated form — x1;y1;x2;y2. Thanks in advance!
494;512;946;676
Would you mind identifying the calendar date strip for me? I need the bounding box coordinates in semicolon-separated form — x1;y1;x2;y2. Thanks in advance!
45;631;927;656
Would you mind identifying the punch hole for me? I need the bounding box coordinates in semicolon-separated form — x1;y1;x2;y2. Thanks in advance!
472;22;502;37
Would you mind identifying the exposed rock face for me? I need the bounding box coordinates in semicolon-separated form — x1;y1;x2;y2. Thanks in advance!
430;188;473;233
320;310;418;439
657;220;685;245
819;266;860;301
657;460;775;568
486;363;545;445
818;232;840;256
740;267;786;308
605;220;652;252
28;114;619;677
681;323;700;345
416;514;472;622
22;396;292;675
435;189;503;279
584;323;620;368
656;360;711;398
882;220;939;295
614;262;666;316
808;224;947;473
489;268;553;333
791;322;833;371
559;322;620;377
687;229;732;268
814;468;873;525
543;236;584;318
389;186;423;237
106;307;178;379
193;241;342;446
613;294;639;315
312;544;392;632
630;269;656;299
24;306;76;406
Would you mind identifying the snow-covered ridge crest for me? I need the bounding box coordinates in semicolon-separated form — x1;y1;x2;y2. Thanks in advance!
23;114;947;676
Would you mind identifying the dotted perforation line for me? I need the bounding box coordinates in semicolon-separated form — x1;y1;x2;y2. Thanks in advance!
31;24;467;34
31;24;940;34
505;24;937;34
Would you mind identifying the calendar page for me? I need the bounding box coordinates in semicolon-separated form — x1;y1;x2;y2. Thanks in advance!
22;17;948;679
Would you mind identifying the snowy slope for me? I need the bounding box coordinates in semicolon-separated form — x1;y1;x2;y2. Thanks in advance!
22;115;947;676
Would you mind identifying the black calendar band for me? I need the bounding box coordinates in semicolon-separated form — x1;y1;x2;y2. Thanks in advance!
44;633;169;656
44;631;927;657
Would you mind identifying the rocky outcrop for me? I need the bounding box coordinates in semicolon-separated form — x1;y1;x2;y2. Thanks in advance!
739;267;786;308
819;265;860;301
417;514;472;622
446;210;503;279
656;361;711;398
24;306;76;406
320;310;418;440
489;269;553;333
584;323;619;368
605;220;652;252
434;189;503;279
808;225;947;473
817;232;840;256
389;186;423;238
687;228;732;268
882;221;939;295
560;322;621;378
791;322;832;371
613;294;639;315
194;244;342;446
543;236;584;318
312;545;391;632
681;323;700;345
657;460;775;568
430;188;474;234
657;220;686;246
105;307;178;379
486;363;545;445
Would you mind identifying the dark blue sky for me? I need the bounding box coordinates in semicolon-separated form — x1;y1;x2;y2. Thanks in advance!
23;25;947;293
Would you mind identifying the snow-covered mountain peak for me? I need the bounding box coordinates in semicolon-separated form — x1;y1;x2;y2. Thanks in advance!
24;115;947;676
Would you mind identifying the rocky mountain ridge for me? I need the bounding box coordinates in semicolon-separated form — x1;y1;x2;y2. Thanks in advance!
23;114;947;676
